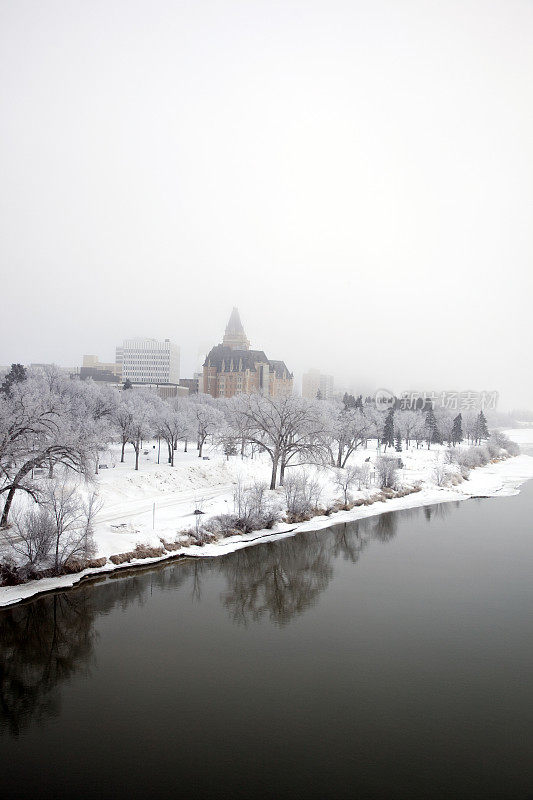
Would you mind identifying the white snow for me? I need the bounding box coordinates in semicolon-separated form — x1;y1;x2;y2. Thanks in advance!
1;429;533;608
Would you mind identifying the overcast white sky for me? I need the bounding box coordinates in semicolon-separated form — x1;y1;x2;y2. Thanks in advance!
1;0;532;408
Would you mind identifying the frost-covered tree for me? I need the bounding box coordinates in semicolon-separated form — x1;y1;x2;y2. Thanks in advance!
157;398;195;465
333;465;360;506
236;394;323;489
191;396;225;458
473;410;489;444
121;390;161;470
376;456;398;489
1;363;27;394
283;470;322;519
434;410;455;447
114;400;134;463
396;409;419;449
451;413;463;446
216;424;240;460
0;369;95;527
382;408;395;451
320;403;371;468
424;408;442;449
42;475;101;573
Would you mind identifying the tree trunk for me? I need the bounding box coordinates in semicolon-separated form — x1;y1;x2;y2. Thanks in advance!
184;438;188;452
270;455;279;490
0;454;48;526
198;438;203;458
121;440;126;462
135;445;139;471
0;486;16;527
55;530;60;574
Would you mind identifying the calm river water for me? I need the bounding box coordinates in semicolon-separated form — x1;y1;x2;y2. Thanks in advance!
2;481;533;800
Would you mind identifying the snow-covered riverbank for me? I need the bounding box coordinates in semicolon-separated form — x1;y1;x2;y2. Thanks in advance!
1;430;533;608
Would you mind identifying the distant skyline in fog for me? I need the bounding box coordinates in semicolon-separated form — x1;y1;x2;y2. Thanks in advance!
1;0;532;409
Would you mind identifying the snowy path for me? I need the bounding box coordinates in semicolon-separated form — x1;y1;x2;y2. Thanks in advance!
97;483;235;524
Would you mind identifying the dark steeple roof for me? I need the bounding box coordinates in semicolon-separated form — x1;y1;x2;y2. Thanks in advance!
203;346;293;379
225;307;245;336
222;307;250;350
268;360;293;379
203;345;268;372
202;308;293;386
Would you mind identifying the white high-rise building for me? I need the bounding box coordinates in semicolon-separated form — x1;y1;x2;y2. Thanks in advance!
302;369;335;400
117;338;180;385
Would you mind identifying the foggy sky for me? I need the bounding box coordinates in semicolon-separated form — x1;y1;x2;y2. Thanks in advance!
1;0;532;409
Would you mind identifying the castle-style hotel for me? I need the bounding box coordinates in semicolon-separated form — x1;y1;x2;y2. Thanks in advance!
203;308;293;398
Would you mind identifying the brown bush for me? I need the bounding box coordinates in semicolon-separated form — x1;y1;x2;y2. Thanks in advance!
161;539;183;552
110;551;135;565
63;558;87;573
133;544;165;559
88;557;107;568
64;556;107;573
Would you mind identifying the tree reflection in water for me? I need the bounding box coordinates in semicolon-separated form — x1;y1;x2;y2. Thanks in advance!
219;533;334;626
0;592;96;736
0;501;452;733
0;575;148;736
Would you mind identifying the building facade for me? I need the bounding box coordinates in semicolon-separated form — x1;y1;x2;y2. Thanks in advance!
117;338;180;385
302;368;335;400
79;355;122;383
203;308;293;399
130;382;188;400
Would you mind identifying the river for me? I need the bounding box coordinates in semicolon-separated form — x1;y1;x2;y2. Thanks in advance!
1;480;533;799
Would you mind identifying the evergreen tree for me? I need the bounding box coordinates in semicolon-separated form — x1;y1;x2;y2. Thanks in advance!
394;430;403;452
474;410;489;443
382;408;395;450
316;388;322;400
451;413;463;446
123;378;133;390
355;395;363;410
424;407;439;449
431;424;443;445
343;392;356;410
1;363;27;394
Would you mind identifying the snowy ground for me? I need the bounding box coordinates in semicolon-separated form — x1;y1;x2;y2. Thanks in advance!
1;429;533;607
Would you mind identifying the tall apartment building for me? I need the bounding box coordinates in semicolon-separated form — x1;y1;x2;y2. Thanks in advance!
117;338;180;385
302;368;335;400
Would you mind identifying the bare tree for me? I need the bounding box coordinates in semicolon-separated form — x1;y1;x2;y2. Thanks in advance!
123;391;160;470
191;396;224;458
376;456;398;489
283;470;322;519
41;476;102;573
238;394;324;489
6;507;56;569
0;369;96;527
332;465;360;506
